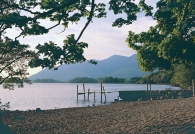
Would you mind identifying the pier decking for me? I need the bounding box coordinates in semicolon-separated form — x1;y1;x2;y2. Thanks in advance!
77;83;195;102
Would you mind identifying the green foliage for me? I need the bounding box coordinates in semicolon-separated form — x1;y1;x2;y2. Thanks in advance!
0;37;35;89
69;76;126;83
99;76;125;83
29;34;88;69
135;66;195;89
123;0;195;72
125;77;142;84
2;0;195;90
0;99;10;111
108;0;195;89
171;64;195;89
108;0;153;27
137;71;173;84
0;0;106;88
33;79;64;83
68;77;97;83
0;99;10;124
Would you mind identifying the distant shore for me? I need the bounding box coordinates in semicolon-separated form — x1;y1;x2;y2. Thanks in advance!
3;97;195;133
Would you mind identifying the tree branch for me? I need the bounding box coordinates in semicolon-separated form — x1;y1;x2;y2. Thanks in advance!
15;27;24;40
57;28;66;34
47;18;61;30
75;0;95;45
0;56;22;74
0;74;11;84
17;7;40;15
1;0;78;27
33;0;78;20
181;2;189;22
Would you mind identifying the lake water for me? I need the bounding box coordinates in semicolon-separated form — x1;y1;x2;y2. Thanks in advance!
0;83;180;111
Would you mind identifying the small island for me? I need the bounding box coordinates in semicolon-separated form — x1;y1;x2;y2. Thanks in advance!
32;71;174;85
32;79;65;83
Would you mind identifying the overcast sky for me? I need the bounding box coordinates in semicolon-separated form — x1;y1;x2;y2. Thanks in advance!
6;0;157;76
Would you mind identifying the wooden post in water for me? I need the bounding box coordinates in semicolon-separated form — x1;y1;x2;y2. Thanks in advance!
150;83;151;92
101;82;102;103
146;83;148;92
83;84;85;101
192;79;195;97
94;90;95;101
88;89;90;101
103;86;106;102
150;83;152;99
77;85;78;101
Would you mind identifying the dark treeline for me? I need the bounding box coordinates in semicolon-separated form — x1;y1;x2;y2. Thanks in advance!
33;67;195;89
68;77;97;83
137;71;173;84
125;77;142;84
67;69;191;87
33;74;172;84
68;75;172;84
68;76;126;83
138;65;195;89
33;79;64;83
98;76;125;83
68;76;143;84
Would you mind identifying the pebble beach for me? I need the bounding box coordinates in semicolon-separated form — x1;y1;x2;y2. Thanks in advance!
2;97;195;133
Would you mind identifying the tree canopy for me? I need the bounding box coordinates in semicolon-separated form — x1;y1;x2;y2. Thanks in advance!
125;0;195;72
123;0;195;88
1;0;195;89
125;76;142;84
0;0;106;88
171;64;195;89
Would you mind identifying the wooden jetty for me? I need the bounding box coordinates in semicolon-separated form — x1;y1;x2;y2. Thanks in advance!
76;83;153;102
77;82;108;103
119;81;195;101
77;81;195;102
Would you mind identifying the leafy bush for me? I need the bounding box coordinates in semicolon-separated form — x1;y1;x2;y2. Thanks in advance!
0;100;10;111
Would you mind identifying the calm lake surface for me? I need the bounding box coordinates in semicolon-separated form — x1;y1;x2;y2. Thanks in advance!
0;83;180;111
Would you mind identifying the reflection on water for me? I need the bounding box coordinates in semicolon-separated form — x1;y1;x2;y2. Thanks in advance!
0;83;180;111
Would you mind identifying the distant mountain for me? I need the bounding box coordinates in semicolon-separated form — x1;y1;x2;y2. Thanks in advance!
29;54;149;82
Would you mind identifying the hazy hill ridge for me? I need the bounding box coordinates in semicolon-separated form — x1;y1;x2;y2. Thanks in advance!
29;54;148;82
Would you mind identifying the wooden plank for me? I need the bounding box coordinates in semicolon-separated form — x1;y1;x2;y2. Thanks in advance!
77;85;78;101
192;79;194;97
78;93;86;95
88;89;90;101
94;91;95;101
101;82;102;103
83;84;85;101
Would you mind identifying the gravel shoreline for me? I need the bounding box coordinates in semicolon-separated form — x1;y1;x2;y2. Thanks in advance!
2;97;195;133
